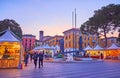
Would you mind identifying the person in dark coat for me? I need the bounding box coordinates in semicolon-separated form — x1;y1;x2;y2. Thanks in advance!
24;52;29;67
30;53;33;61
100;53;103;59
38;51;44;68
33;52;38;68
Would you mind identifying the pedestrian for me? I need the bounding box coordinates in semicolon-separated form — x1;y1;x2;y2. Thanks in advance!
24;52;29;67
30;53;33;61
33;52;38;68
100;53;103;59
38;51;44;68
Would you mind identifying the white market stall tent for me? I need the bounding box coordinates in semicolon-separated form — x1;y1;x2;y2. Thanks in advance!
105;43;120;59
54;45;60;52
51;45;55;50
33;44;62;58
84;46;94;57
0;29;23;68
34;44;54;50
64;48;79;52
42;44;53;49
107;43;120;50
33;44;55;57
85;44;104;58
93;45;104;50
84;46;93;51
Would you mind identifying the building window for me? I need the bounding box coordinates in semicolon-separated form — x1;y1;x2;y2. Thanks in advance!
25;43;27;46
66;43;67;48
29;43;31;46
69;35;70;39
69;41;71;47
84;43;86;47
65;36;67;40
30;39;31;43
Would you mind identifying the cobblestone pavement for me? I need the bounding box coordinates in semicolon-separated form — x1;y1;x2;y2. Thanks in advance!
0;60;120;78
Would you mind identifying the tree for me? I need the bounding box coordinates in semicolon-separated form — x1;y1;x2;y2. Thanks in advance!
0;19;22;39
117;29;120;45
80;4;120;48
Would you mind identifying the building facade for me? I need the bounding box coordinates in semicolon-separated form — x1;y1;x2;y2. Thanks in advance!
22;34;36;52
43;35;64;46
99;37;118;48
82;34;99;48
63;28;80;51
63;28;99;52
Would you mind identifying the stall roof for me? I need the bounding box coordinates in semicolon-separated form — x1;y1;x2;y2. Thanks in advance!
33;44;54;50
84;46;93;51
51;46;55;49
55;45;60;50
0;29;20;42
93;45;103;50
64;48;79;52
41;44;52;49
107;43;120;50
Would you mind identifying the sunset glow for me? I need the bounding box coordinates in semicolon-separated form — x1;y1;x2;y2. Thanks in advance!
0;0;119;39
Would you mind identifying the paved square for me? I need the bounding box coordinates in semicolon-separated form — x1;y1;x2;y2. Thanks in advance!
0;60;120;78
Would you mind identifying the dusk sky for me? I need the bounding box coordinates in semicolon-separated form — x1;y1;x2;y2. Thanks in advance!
0;0;119;39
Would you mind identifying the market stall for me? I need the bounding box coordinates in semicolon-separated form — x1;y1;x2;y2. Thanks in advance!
33;44;54;58
84;45;93;57
85;45;104;58
105;43;120;59
0;29;22;68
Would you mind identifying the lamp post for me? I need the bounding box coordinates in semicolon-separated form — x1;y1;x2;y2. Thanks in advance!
74;8;77;56
72;8;77;56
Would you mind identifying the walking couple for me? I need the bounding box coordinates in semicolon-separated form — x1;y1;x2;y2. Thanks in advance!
33;51;44;68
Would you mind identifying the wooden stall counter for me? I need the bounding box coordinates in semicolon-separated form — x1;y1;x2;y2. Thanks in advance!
0;59;19;68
